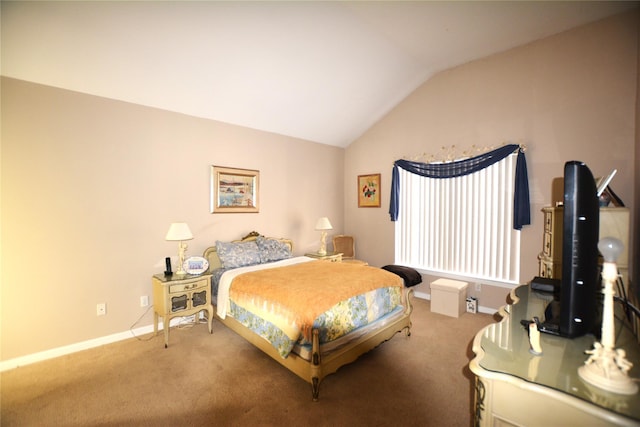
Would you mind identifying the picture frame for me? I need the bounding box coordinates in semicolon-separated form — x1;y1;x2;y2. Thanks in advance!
183;256;209;275
358;173;381;207
210;166;259;213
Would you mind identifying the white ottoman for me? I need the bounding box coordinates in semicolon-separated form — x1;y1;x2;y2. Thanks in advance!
430;278;469;318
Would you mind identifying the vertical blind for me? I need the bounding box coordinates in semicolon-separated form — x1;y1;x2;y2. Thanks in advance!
391;145;529;283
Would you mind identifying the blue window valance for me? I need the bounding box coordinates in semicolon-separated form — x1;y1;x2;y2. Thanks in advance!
389;144;530;230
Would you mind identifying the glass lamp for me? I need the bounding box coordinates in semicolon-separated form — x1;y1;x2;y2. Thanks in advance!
165;222;193;275
315;217;333;256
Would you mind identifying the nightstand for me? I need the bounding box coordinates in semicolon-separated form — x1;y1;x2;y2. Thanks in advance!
152;272;214;348
305;251;343;262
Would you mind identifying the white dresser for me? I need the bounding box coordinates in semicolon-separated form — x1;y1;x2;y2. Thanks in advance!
469;285;640;426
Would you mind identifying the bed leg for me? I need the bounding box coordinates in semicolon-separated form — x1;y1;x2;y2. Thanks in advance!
311;329;321;401
405;288;414;314
404;289;414;337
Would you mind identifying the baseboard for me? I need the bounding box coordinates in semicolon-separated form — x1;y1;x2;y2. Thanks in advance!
413;291;495;315
0;315;198;372
413;290;430;300
2;295;494;372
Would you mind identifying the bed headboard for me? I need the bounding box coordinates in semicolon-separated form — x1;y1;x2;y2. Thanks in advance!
203;231;294;271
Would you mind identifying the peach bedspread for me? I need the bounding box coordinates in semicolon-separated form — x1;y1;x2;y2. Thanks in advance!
229;260;403;340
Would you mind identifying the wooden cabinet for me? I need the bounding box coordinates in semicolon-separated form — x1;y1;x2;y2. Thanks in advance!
537;206;563;278
152;272;214;348
542;207;563;261
600;207;630;286
537;206;630;287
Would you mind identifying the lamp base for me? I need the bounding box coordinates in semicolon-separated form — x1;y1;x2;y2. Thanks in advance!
176;242;188;276
578;345;638;395
318;231;328;256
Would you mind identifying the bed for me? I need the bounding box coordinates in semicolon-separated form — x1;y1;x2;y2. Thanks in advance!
203;231;413;400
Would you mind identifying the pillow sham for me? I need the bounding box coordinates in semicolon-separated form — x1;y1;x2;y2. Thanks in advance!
216;240;261;269
256;236;292;263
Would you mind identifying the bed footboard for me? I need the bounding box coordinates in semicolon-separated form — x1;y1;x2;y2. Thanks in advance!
216;288;413;401
310;288;413;399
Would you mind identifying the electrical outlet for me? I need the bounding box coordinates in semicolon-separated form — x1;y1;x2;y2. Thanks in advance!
140;295;149;307
97;303;106;316
475;283;482;292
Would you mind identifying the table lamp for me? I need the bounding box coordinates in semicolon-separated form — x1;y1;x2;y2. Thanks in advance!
165;222;193;275
315;217;333;256
316;216;333;256
578;237;637;394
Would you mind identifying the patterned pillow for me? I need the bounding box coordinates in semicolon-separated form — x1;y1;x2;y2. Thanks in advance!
216;241;261;269
256;236;292;263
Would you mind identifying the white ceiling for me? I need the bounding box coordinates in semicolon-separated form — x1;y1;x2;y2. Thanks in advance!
2;1;637;147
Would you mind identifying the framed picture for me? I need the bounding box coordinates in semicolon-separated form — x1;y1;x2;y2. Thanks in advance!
210;166;259;213
358;173;381;207
183;256;209;275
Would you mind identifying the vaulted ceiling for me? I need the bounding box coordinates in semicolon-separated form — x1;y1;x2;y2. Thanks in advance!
2;1;637;147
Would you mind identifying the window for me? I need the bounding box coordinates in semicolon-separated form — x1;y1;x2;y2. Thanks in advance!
390;145;528;284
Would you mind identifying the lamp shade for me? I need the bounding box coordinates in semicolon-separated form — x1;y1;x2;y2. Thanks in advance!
165;222;193;241
315;217;333;231
598;237;623;263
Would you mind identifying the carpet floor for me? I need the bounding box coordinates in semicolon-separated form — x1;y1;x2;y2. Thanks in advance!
1;298;496;426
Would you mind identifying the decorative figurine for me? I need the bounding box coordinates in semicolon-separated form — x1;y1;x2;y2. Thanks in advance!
578;237;638;395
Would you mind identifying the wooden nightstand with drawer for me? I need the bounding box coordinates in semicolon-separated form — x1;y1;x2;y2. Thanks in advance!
152;272;213;348
305;251;343;262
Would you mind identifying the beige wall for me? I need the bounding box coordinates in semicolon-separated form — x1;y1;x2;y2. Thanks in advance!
345;10;639;308
1;78;344;361
2;9;638;363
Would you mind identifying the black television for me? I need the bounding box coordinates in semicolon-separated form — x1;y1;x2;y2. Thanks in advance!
538;161;601;338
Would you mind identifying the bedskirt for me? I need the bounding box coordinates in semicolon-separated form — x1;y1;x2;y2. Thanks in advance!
229;286;403;358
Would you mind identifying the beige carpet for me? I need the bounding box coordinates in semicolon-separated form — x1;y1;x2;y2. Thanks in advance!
1;298;495;426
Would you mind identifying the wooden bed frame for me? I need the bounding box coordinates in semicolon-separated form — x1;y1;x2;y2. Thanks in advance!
203;231;414;401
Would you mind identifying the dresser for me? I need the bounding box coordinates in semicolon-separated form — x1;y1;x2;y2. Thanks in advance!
469;285;640;426
537;206;630;287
